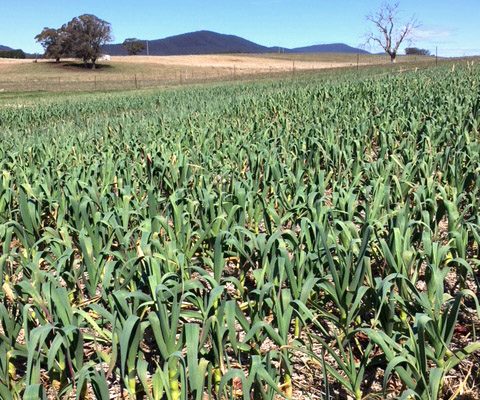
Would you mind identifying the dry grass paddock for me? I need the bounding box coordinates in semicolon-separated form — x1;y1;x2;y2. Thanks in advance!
0;53;438;93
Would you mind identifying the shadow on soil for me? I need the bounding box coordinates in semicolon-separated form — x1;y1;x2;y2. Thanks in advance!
43;61;114;72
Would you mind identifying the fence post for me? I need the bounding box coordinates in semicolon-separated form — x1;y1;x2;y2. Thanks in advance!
134;74;138;89
356;54;359;70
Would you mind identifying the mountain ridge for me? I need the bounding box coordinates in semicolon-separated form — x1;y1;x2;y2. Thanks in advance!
103;30;368;56
1;31;369;57
290;43;369;54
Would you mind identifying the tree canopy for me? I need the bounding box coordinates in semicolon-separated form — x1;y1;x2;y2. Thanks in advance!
35;14;112;69
405;47;431;56
123;38;146;56
35;26;70;63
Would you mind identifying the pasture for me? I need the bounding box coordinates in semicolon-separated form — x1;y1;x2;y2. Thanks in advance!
0;53;435;93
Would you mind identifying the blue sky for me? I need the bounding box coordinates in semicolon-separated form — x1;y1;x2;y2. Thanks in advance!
0;0;478;56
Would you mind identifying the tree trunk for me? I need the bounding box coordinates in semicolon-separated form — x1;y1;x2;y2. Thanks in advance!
390;52;397;63
56;58;60;63
91;61;96;70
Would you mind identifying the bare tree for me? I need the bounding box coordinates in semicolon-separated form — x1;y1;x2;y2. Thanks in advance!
366;2;419;63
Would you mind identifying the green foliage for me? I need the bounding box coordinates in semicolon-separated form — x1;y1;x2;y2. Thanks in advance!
34;14;112;68
0;50;25;59
405;47;431;56
35;27;67;62
0;64;479;399
123;38;146;56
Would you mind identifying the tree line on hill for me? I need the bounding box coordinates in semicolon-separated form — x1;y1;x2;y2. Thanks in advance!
0;49;26;59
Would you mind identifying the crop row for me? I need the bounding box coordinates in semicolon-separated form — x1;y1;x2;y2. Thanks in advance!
0;64;479;399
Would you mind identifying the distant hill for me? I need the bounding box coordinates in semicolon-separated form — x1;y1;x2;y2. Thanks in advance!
0;45;28;59
103;31;271;56
103;30;368;56
1;31;369;59
290;43;369;54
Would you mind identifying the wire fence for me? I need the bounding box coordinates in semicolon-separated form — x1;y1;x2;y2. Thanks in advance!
0;54;477;94
0;68;237;93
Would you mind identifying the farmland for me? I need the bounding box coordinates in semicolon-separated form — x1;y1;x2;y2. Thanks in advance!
0;63;480;399
0;53;433;93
